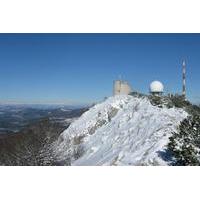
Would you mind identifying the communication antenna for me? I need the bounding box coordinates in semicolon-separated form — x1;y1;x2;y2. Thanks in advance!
182;60;186;99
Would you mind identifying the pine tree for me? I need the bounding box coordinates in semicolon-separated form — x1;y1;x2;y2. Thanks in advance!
168;115;200;166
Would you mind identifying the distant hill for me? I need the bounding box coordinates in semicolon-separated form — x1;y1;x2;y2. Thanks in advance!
0;105;87;134
0;107;87;166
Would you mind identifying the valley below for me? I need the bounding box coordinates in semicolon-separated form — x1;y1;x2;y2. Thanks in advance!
0;105;87;165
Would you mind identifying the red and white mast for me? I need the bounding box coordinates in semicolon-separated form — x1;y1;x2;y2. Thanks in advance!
182;60;186;99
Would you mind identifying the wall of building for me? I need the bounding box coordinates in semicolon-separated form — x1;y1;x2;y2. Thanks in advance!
113;80;132;95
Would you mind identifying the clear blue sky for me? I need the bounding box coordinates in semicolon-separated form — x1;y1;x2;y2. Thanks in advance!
0;34;199;105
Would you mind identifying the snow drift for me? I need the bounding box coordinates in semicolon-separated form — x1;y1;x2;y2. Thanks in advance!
53;95;188;166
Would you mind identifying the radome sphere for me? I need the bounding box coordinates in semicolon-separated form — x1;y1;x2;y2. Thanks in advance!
150;81;164;93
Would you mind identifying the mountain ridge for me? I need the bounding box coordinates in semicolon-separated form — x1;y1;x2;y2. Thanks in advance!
53;95;188;166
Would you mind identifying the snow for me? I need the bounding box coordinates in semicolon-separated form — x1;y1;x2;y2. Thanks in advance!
53;95;188;166
64;117;78;123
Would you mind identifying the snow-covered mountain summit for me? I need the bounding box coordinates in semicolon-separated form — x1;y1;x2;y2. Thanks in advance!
53;95;188;166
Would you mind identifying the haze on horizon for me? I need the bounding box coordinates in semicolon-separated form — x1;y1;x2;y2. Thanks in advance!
0;33;199;105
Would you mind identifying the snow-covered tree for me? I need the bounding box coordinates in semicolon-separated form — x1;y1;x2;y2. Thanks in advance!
168;115;200;166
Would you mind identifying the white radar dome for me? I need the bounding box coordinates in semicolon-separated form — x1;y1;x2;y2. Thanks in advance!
150;81;164;93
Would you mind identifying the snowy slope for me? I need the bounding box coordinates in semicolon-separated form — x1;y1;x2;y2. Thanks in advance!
53;95;188;166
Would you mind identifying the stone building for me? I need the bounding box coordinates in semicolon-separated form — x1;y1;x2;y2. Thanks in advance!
113;80;132;95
